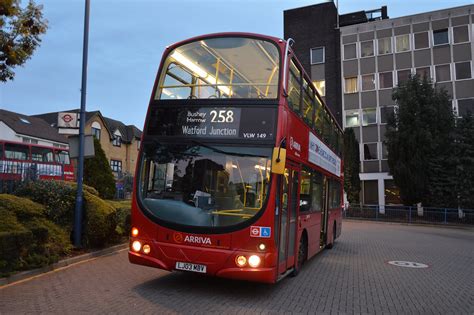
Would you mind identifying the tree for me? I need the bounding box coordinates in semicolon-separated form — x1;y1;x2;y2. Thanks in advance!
84;138;117;200
1;0;47;82
455;112;474;209
343;127;360;204
386;75;456;206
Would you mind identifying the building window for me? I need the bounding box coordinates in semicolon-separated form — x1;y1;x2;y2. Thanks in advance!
344;77;358;93
380;106;395;124
113;135;122;147
363;180;378;205
360;41;374;57
384;180;401;205
453;25;469;44
362;108;377;126
310;47;325;64
361;74;375;91
344;43;357;60
457;99;474;117
414;32;429;49
312;80;325;97
345;110;360;127
92;127;101;140
397;69;411;85
377;37;392;55
22;137;38;144
455;62;471;80
381;143;388;159
395;34;410;52
110;160;122;173
91;121;101;140
435;64;451;82
137;139;141;151
416;67;431;79
363;143;378;160
433;29;449;46
379;72;393;89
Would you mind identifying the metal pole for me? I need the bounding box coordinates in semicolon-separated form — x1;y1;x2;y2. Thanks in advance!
74;0;90;248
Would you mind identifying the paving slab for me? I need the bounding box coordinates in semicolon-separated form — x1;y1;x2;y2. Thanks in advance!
0;221;473;314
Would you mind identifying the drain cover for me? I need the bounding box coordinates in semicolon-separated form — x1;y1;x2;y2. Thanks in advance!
387;261;429;268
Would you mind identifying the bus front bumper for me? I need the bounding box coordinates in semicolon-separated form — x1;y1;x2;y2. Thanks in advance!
128;248;277;284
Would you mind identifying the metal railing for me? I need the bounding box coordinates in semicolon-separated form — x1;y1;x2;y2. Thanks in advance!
344;205;474;226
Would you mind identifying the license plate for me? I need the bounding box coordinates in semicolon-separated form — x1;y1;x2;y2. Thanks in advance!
175;262;207;273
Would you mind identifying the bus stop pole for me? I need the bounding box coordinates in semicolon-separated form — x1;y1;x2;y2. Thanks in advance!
74;0;90;248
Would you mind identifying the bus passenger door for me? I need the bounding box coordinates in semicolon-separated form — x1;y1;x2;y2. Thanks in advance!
278;167;299;274
320;176;329;248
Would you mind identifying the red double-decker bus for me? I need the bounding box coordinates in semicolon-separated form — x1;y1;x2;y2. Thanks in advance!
0;140;75;191
129;33;343;283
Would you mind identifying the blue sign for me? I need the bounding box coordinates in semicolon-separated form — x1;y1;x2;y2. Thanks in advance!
261;227;271;238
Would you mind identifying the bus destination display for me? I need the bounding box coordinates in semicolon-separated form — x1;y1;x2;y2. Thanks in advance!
147;107;276;141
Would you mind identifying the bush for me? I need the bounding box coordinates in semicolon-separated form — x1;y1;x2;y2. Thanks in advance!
13;180;127;249
106;200;131;237
84;138;116;199
0;195;71;276
82;191;118;247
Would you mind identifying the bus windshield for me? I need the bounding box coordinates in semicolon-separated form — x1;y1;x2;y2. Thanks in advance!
156;37;280;100
138;143;272;228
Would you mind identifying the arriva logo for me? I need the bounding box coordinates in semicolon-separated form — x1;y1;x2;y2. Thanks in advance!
184;235;212;245
290;136;301;152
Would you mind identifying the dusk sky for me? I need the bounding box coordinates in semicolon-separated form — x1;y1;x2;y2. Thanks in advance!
1;0;471;129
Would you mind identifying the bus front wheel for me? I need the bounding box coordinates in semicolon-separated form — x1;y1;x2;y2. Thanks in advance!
291;233;307;277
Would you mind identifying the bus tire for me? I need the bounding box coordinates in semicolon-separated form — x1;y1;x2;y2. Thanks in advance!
326;223;336;249
291;233;307;277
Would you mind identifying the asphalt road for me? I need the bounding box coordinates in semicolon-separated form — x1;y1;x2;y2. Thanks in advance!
1;221;473;314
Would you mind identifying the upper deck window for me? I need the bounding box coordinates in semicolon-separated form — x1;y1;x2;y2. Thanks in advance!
156;37;280;100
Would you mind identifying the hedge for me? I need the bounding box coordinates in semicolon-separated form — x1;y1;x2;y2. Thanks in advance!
0;195;71;276
14;180;130;247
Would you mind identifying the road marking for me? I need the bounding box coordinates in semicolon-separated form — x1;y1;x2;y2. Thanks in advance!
387;260;429;268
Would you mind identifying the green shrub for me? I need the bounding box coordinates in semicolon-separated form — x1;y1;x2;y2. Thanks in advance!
83;191;119;247
0;194;44;220
106;200;131;236
13;180;126;249
84;138;116;199
0;195;71;276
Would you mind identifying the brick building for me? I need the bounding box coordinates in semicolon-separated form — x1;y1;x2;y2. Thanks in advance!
35;110;142;177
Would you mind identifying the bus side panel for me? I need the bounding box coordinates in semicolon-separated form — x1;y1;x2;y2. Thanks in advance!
299;212;321;258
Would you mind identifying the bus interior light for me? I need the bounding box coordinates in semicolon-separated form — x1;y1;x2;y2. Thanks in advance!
131;227;139;237
235;255;247;267
171;51;208;78
248;255;261;268
142;244;151;254
132;241;142;252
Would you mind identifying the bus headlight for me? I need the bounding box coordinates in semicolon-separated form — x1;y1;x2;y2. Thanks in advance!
235;255;247;267
258;243;266;251
248;255;261;268
132;240;142;252
131;227;139;237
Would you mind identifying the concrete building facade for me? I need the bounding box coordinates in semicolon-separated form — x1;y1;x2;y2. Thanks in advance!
284;3;474;207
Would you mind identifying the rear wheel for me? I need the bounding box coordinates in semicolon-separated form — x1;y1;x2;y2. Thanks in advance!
291;234;307;277
326;223;336;249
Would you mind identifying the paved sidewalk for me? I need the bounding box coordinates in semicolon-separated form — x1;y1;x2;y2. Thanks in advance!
1;221;473;314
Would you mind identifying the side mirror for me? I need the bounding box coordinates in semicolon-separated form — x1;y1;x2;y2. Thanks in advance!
271;147;286;174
